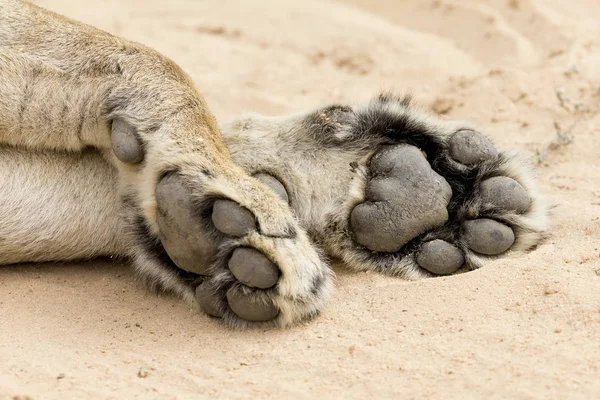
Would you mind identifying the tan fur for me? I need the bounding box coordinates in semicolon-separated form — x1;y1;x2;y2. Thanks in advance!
0;103;550;273
0;147;124;263
0;0;548;328
0;0;334;328
222;98;550;279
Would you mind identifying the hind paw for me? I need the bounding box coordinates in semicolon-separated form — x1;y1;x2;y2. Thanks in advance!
339;127;546;277
220;95;549;280
287;96;552;279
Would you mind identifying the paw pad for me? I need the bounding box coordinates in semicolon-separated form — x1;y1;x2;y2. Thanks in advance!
228;248;279;289
226;290;280;322
156;172;287;324
449;130;498;165
462;218;515;255
417;240;464;275
254;173;289;203
350;145;452;252
212;200;256;237
111;119;144;164
193;245;283;323
156;174;215;275
480;176;530;213
195;283;224;318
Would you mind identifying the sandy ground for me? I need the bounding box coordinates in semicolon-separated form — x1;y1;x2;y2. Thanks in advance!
2;0;600;398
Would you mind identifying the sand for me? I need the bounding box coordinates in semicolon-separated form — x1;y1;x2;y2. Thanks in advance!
1;0;599;398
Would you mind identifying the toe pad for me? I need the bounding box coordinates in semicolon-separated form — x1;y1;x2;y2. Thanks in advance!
196;283;224;318
417;240;464;275
111;119;144;164
449;130;498;165
463;218;515;255
226;290;279;322
212;200;256;237
254;173;289;204
228;248;280;289
480;176;531;213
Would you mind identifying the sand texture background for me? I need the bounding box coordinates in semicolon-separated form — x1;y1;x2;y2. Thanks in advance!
1;0;599;398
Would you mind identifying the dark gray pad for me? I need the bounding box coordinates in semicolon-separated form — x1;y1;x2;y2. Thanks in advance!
111;119;144;164
156;174;216;275
350;145;452;253
212;200;256;237
480;176;531;213
228;248;280;289
195;283;224;318
196;254;281;323
254;173;289;204
417;240;465;275
156;173;282;322
462;218;515;255
226;290;279;322
449;130;498;165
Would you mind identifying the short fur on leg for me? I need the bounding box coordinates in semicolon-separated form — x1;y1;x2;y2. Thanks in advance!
0;0;333;328
0;1;548;325
0;90;550;328
1;83;550;330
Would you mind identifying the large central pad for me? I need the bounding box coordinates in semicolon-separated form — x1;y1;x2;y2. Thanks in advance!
350;145;452;253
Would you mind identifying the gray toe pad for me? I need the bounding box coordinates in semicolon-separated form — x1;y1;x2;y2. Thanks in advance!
226;290;279;322
480;176;531;213
196;283;224;318
212;200;256;237
111;119;144;164
449;130;498;165
417;240;465;275
229;248;280;289
254;173;289;204
196;250;282;322
156;174;216;275
350;145;452;253
463;218;515;255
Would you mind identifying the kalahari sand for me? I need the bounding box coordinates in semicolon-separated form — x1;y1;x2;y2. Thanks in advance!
1;0;599;398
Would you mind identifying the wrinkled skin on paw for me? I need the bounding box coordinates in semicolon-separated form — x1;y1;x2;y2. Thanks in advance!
350;145;452;253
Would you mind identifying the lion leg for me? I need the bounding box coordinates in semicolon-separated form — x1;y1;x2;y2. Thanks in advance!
0;0;332;328
0;148;125;264
222;94;550;278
